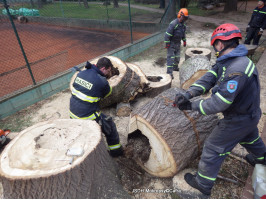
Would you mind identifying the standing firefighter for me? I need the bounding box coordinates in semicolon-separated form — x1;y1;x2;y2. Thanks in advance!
244;0;266;45
70;57;123;157
174;23;266;196
164;8;188;79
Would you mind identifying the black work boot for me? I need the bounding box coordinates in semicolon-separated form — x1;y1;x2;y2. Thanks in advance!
245;153;266;166
173;66;179;71
184;173;211;196
109;146;124;158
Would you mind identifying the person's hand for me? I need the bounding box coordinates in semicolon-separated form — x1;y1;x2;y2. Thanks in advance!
165;43;170;49
246;25;250;33
174;92;189;106
183;41;187;47
258;28;263;35
178;101;192;110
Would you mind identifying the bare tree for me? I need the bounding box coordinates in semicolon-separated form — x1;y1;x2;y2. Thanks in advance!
180;0;190;8
224;0;237;12
113;0;119;8
164;0;177;22
83;0;89;8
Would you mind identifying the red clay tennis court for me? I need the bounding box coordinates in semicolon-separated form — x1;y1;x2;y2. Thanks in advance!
0;21;150;97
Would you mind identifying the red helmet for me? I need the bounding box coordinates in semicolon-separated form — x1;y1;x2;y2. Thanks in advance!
211;23;242;46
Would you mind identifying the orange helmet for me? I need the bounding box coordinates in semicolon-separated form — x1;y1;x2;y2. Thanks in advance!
177;8;189;18
211;23;242;46
0;129;10;137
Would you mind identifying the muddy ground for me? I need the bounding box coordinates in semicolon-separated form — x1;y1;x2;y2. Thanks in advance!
1;3;266;199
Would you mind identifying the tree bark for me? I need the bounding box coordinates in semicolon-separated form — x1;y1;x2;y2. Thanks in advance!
224;0;237;12
0;119;130;199
83;0;89;8
179;55;212;90
113;0;119;8
127;87;218;177
185;47;211;61
116;102;131;117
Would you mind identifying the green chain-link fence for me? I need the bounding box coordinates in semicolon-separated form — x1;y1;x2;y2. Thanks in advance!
0;0;197;98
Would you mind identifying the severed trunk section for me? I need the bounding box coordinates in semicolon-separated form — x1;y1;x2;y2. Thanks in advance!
185;47;211;61
127;87;218;177
179;55;212;90
0;119;130;199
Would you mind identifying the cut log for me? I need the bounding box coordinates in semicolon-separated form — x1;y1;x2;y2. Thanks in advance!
179;55;212;90
244;44;258;56
70;56;141;108
144;74;172;98
0;119;130;199
185;47;211;61
127;87;218;177
116;102;131;117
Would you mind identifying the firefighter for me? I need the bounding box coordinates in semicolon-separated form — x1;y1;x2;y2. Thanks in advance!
164;8;188;79
70;57;123;157
244;0;266;45
174;23;266;196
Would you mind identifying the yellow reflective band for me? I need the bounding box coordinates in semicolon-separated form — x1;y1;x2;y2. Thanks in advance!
167;66;173;68
245;60;253;75
192;83;206;94
198;172;216;181
69;110;101;120
199;100;206;115
164;41;170;43
104;86;112;98
240;136;260;145
174;24;179;29
215;92;232;104
208;70;217;78
259;11;266;14
248;63;255;77
71;88;101;103
257;157;264;160
219;152;231;156
75;77;93;90
109;143;122;150
166;32;173;36
171;56;175;58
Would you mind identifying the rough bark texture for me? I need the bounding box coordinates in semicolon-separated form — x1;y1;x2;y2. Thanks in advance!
185;48;211;61
0;119;130;199
179;55;212;90
128;87;218;177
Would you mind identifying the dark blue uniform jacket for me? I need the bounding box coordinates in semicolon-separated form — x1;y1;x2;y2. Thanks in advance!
164;18;186;44
70;65;111;118
248;5;266;29
188;44;261;118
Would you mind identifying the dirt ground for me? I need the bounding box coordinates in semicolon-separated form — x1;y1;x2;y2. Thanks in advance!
1;2;266;199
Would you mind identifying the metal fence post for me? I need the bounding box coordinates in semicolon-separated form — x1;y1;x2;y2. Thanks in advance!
3;0;36;85
127;0;133;44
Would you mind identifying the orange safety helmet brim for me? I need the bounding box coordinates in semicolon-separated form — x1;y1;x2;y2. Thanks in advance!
211;23;242;46
177;8;189;18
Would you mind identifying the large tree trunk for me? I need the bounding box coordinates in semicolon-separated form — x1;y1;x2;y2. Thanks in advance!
0;119;130;199
164;0;177;22
113;0;119;8
179;55;212;90
127;87;218;177
224;0;237;12
83;0;89;8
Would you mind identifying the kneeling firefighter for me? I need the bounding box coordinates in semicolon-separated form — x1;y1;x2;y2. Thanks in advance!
70;57;123;157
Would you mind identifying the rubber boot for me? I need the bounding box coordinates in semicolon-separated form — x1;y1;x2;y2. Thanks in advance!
184;173;211;196
109;146;124;157
245;153;266;166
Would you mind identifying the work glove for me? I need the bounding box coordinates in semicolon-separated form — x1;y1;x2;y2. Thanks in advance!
178;101;192;110
165;43;170;49
174;92;192;107
258;28;263;35
246;25;250;33
167;67;174;79
183;41;187;47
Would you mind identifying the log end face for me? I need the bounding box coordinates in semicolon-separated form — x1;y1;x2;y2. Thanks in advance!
0;119;102;178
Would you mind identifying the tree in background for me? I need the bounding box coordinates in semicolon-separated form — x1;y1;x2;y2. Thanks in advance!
224;0;237;12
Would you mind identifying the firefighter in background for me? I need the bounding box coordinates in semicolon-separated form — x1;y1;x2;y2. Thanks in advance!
244;0;266;45
164;8;188;79
174;23;266;196
70;57;123;157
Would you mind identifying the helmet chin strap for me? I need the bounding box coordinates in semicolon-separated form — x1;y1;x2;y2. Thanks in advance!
213;41;237;58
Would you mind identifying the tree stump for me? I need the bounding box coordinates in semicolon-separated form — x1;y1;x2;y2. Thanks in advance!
116;102;131;117
0;119;130;199
185;47;211;61
180;55;212;90
127;87;218;177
